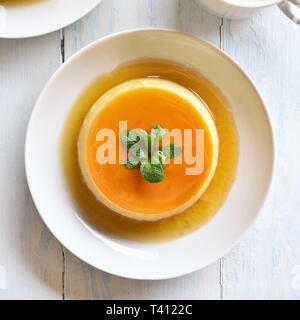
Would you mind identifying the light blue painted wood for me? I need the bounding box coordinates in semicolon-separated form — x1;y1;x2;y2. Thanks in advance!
221;7;300;299
0;33;64;299
0;0;299;300
64;0;220;54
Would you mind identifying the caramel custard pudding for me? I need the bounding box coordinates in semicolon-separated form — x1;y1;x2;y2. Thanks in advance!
78;78;219;221
61;60;238;242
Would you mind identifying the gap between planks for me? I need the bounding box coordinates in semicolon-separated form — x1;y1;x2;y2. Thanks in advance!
58;15;226;299
219;16;225;300
60;28;66;300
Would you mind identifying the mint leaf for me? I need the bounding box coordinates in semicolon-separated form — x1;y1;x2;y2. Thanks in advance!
140;162;164;183
158;151;167;169
137;130;150;153
139;130;155;154
151;150;166;169
135;147;147;160
121;130;140;150
150;125;165;143
148;134;156;153
129;144;147;160
125;157;140;169
161;144;182;159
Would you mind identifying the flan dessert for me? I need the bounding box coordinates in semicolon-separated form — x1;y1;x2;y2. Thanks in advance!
78;78;219;221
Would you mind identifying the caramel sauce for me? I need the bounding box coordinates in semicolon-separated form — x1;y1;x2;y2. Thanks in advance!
0;0;49;7
60;60;239;242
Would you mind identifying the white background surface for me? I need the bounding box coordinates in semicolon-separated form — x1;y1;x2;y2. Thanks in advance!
0;0;299;300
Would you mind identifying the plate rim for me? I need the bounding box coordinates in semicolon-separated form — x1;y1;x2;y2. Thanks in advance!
0;0;103;39
25;28;276;280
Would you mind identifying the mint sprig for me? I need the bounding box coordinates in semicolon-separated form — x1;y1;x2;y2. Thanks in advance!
121;125;182;183
151;124;165;143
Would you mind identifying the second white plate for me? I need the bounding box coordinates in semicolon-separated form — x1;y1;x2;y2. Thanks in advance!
0;0;102;38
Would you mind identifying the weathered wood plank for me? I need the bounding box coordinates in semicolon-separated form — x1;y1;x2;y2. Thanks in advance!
0;33;64;299
1;0;298;300
64;251;220;300
63;0;221;300
64;0;220;53
221;7;300;299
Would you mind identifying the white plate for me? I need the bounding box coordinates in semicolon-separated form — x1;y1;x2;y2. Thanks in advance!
0;0;102;39
25;29;275;280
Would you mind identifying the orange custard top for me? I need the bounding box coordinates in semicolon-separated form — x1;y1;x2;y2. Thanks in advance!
80;79;218;219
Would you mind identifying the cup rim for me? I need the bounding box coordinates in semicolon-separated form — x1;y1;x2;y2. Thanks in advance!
221;0;280;9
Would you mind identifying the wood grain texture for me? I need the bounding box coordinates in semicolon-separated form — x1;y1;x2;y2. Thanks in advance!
1;0;299;300
221;7;300;300
63;0;222;300
0;33;64;299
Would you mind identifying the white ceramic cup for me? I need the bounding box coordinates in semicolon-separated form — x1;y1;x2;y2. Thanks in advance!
196;0;300;23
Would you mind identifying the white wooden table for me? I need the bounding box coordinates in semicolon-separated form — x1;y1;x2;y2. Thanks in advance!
0;0;300;300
